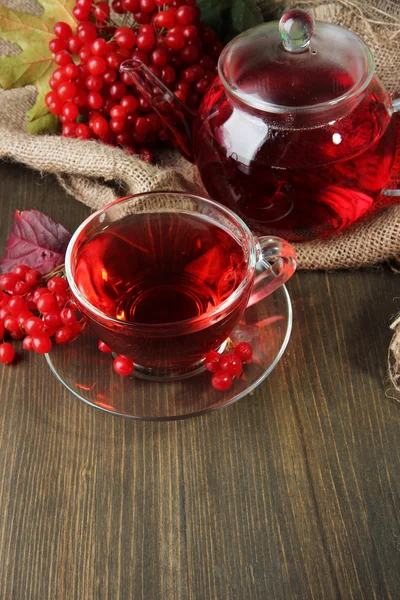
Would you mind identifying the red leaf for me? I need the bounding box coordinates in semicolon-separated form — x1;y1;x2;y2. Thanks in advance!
0;210;71;274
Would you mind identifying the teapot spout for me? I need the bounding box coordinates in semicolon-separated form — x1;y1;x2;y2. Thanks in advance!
120;59;195;161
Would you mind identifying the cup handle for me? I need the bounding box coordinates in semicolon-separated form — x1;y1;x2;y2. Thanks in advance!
382;91;400;197
247;236;297;308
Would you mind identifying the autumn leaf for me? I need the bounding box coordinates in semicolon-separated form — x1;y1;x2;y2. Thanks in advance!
0;0;76;133
0;209;71;274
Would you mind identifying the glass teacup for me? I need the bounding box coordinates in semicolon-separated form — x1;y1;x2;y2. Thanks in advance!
65;192;296;379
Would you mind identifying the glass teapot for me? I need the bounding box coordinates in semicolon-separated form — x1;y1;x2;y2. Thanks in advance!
121;10;400;242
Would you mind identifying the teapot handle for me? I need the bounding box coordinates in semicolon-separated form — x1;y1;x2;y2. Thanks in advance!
381;92;400;197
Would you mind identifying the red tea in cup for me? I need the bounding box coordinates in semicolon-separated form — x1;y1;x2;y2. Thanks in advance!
74;212;247;325
66;192;296;379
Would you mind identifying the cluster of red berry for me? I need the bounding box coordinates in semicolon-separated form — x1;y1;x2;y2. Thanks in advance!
45;0;221;158
97;337;253;385
205;342;253;390
0;265;82;365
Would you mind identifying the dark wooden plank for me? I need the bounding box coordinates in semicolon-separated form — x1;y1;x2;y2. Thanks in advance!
0;161;399;599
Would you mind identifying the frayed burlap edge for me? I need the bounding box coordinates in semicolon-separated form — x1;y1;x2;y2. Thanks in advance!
389;316;400;392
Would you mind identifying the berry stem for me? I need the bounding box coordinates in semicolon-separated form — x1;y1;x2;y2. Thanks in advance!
43;263;66;282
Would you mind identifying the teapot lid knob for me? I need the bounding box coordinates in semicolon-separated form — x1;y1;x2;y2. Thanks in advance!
279;9;314;53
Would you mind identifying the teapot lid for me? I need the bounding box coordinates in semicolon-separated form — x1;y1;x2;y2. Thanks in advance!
218;10;374;113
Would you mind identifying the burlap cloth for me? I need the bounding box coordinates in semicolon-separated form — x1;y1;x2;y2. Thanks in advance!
0;0;400;272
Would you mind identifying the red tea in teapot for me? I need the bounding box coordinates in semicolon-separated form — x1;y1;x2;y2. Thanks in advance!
195;77;397;242
120;10;400;241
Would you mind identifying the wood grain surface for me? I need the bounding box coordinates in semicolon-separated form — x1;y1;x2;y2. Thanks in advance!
0;162;399;599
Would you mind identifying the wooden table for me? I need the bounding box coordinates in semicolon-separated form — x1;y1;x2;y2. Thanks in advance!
0;162;399;599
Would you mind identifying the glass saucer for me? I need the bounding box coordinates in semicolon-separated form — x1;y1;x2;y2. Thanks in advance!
45;285;292;421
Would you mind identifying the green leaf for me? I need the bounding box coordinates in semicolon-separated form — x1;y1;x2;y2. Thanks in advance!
39;0;76;28
27;105;58;134
0;0;75;134
197;0;263;43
